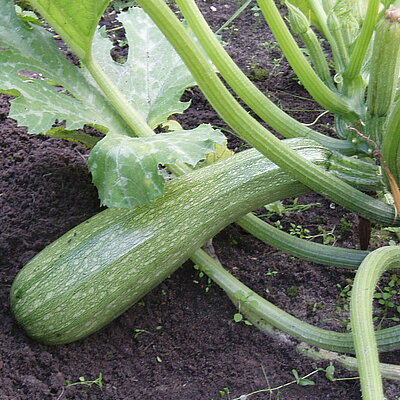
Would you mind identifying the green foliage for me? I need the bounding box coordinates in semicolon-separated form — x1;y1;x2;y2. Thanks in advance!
193;264;213;293
88;125;225;208
29;0;109;60
0;0;127;135
66;372;104;390
373;274;400;328
262;198;321;217
0;2;225;208
92;7;197;129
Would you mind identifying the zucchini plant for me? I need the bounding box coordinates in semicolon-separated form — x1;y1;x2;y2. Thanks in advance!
3;0;400;398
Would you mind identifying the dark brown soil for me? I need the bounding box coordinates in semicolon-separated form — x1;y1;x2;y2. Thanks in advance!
1;2;400;399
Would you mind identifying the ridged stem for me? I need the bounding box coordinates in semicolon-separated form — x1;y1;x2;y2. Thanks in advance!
237;213;368;269
175;0;354;154
326;11;350;72
255;0;358;120
298;28;334;89
138;0;398;226
190;248;400;354
382;97;400;183
344;0;379;83
366;7;400;145
350;247;400;399
301;0;344;74
84;56;154;138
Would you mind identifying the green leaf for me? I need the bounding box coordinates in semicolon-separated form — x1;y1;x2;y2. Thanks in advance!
91;7;196;128
233;313;243;323
29;0;109;60
45;127;100;148
88;125;226;208
0;3;198;137
297;378;316;386
325;363;336;381
0;0;130;136
15;5;43;25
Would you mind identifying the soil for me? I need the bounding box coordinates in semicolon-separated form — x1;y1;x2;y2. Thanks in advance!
1;1;400;399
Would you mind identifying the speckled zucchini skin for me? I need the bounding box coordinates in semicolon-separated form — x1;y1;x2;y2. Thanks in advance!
10;139;329;345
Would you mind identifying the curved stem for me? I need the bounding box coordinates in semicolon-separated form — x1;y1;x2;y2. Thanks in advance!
84;56;154;138
190;248;400;354
255;0;359;119
350;247;400;399
298;28;334;88
138;0;398;226
237;213;368;269
175;0;354;154
344;0;380;83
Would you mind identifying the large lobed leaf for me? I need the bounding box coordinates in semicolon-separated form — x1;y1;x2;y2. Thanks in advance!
91;7;197;128
0;3;197;134
0;2;225;208
89;125;226;208
0;0;130;135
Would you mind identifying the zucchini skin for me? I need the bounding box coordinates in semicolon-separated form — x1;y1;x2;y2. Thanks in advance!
11;140;328;345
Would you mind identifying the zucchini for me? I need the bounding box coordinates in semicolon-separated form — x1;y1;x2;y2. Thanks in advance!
10;140;335;344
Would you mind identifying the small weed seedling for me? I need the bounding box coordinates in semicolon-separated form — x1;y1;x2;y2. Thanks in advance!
211;364;358;400
193;264;213;293
339;214;353;234
306;226;337;245
65;372;103;390
265;268;279;276
335;279;353;331
373;274;400;329
289;223;310;238
232;291;257;326
262;198;321;217
133;324;162;339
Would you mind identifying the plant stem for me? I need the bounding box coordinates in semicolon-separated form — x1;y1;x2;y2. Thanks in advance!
176;0;354;154
298;27;334;89
326;12;350;72
350;247;400;399
344;0;379;84
306;0;345;74
255;0;359;119
84;56;155;138
298;343;400;381
237;213;368;269
138;0;398;225
189;248;400;354
383;97;400;182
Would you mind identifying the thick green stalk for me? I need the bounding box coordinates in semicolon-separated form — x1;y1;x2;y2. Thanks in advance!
84;56;155;139
344;0;379;83
300;31;332;85
190;249;400;354
326;11;350;72
366;6;400;145
138;0;398;226
307;0;330;37
382;97;400;183
237;213;368;269
175;0;353;154
297;26;334;88
301;0;344;74
350;247;400;399
256;0;358;119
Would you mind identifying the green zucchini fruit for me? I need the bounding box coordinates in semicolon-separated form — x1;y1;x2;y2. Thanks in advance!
9;140;347;344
